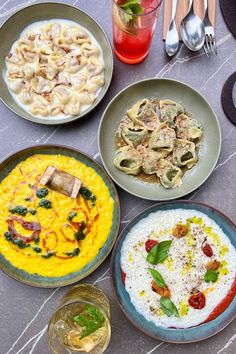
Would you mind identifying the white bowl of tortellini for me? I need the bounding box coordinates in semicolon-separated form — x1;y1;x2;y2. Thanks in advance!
0;2;113;124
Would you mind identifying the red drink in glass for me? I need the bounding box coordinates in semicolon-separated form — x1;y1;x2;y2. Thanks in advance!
112;0;163;64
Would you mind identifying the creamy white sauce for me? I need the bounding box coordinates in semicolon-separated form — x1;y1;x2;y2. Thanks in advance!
121;209;236;328
4;19;105;120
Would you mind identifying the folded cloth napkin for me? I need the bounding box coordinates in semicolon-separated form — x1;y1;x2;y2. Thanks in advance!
221;72;236;126
220;0;236;38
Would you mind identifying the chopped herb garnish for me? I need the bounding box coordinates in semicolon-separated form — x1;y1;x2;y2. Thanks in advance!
73;304;105;339
64;247;80;257
75;230;86;241
160;297;179;318
204;269;219;283
42;251;56;259
9;205;28;216
148;268;166;288
33;247;42;253
4;231;29;249
25;197;31;201
80;187;96;205
28;209;36;215
36;187;49;199
16;240;30;249
39;199;52;209
68;211;77;221
34;236;40;244
4;231;12;241
146;240;172;265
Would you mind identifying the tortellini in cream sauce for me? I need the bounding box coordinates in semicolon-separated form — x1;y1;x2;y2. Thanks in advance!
114;98;203;189
5;19;105;118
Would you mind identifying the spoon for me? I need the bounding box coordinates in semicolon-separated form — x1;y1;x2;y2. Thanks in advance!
180;0;205;51
165;0;179;56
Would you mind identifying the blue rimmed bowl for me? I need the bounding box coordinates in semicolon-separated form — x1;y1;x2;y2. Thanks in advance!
111;201;236;343
0;144;120;288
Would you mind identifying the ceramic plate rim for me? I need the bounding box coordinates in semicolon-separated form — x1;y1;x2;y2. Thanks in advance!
98;78;221;201
110;200;236;343
0;2;113;125
0;144;120;288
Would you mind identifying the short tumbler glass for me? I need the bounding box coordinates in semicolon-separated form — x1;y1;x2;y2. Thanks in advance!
47;284;111;354
112;0;163;64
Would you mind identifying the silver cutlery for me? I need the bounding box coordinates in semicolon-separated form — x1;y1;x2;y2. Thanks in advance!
203;0;217;56
165;0;179;57
180;0;205;51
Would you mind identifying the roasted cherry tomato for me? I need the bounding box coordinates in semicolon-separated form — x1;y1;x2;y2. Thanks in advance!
202;243;213;257
120;267;126;285
188;291;206;309
145;239;157;253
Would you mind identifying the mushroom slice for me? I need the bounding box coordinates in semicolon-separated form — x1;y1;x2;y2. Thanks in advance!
114;146;142;175
172;139;198;169
121;125;148;147
156;159;183;189
175;114;202;141
149;123;176;155
127;98;159;130
159;99;184;127
40;166;81;198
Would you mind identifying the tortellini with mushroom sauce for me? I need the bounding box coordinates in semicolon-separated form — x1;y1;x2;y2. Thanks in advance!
114;97;203;189
5;19;105;118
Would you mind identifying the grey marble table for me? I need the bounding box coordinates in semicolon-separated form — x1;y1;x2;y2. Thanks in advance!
0;0;236;353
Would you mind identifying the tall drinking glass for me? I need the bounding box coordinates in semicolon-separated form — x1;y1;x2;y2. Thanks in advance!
112;0;163;64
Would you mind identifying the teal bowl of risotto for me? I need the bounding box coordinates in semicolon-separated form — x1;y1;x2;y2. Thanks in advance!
111;201;236;343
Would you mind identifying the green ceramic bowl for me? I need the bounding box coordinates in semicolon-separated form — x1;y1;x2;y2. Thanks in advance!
99;78;221;201
0;145;120;288
0;2;113;125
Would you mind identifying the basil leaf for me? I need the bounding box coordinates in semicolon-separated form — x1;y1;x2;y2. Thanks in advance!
146;240;172;265
146;244;158;264
160;297;179;318
204;269;218;283
148;268;166;288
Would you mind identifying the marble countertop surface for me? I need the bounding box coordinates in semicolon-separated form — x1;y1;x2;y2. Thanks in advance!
0;0;236;353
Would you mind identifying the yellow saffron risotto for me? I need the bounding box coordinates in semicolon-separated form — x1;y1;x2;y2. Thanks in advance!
0;154;114;277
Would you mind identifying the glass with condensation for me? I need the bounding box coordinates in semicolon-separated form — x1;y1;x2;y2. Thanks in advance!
47;284;111;354
112;0;163;64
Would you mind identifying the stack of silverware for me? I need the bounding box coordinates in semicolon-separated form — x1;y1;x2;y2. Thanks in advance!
165;0;216;57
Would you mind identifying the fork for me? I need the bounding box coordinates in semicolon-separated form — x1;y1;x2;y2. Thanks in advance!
203;0;217;56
